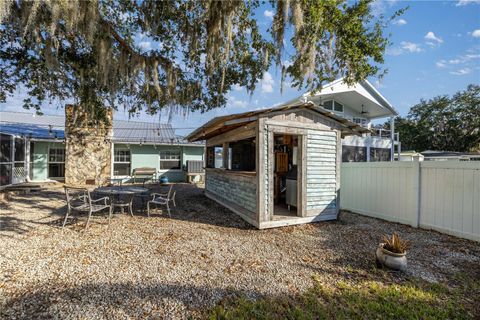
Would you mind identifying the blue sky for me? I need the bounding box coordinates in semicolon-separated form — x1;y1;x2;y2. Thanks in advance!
1;0;479;136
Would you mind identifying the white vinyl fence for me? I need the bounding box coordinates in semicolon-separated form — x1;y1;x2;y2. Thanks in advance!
340;161;480;242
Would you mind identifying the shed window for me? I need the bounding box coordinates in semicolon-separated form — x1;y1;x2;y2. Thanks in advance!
206;146;224;168
114;149;131;176
229;138;256;171
159;149;181;170
48;148;65;178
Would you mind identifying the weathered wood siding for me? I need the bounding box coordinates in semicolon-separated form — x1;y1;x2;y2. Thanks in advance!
205;169;257;216
306;130;338;215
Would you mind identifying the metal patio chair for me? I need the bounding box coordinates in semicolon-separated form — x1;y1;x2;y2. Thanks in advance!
147;185;176;217
63;186;112;230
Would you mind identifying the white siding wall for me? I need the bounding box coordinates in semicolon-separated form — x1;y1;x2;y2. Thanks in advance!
306;130;337;213
341;161;480;242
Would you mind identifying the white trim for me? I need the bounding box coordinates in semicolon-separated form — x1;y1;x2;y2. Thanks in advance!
47;146;65;179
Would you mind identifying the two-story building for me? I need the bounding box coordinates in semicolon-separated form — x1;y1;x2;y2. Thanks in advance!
280;78;400;162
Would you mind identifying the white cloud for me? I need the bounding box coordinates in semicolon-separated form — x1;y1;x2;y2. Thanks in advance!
370;0;398;17
436;60;447;68
264;10;274;20
400;41;423;53
392;19;407;26
472;29;480;38
456;0;480;6
450;68;472;75
386;47;403;56
424;32;443;44
227;96;248;108
260;71;274;93
435;51;480;71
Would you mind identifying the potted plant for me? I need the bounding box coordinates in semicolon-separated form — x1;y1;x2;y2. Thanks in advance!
376;233;410;271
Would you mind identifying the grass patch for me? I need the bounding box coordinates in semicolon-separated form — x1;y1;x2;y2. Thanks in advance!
208;275;478;320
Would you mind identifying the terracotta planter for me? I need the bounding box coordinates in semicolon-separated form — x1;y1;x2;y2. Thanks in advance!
375;243;407;271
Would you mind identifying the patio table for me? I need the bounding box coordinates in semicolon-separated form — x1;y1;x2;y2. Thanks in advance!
94;186;148;216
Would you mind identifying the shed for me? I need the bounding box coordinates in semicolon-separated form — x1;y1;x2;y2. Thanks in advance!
187;102;369;229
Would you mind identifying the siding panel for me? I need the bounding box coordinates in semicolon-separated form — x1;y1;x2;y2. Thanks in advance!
306;131;338;216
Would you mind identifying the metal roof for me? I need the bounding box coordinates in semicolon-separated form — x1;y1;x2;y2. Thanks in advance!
187;102;371;142
0;111;202;146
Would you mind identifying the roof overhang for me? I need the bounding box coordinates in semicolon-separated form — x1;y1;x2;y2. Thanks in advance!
187;102;370;142
279;78;398;119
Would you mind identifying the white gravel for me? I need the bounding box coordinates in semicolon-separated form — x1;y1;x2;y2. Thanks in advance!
1;183;479;319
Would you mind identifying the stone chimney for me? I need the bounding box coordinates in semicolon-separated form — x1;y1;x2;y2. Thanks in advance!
64;105;113;186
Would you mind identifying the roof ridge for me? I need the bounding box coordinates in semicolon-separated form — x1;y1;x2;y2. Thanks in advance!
0;110;172;127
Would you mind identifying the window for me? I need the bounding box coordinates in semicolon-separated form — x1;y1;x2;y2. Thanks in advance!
229;138;256;171
0;133;12;163
342;146;367;162
114;149;131;176
353;117;368;127
48;148;65;178
159;149;181;170
206;146;224;168
333;101;344;113
322;100;343;113
323;100;333;111
14;138;25;162
370;148;391;162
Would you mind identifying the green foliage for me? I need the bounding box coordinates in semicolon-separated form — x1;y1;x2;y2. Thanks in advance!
385;85;480;153
0;0;401;118
208;276;477;320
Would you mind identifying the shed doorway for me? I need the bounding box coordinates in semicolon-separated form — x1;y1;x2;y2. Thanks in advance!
273;134;301;218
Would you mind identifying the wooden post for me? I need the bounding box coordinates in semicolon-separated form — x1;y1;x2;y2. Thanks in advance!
222;142;229;169
256;119;265;224
336;130;342;217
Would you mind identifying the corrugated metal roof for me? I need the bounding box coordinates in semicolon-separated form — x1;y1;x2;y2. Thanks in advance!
0;111;201;145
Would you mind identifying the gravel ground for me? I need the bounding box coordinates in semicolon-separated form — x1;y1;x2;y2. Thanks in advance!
1;183;479;319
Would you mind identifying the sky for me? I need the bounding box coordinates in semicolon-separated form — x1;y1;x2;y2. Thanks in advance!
1;0;479;136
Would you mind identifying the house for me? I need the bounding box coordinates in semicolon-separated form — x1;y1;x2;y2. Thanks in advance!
280;79;399;162
395;151;425;162
187;101;369;229
0;108;204;186
421;150;480;162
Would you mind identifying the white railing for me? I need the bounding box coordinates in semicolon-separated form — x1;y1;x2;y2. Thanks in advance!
340;161;480;242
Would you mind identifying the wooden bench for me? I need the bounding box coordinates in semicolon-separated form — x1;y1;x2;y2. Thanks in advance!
132;167;157;185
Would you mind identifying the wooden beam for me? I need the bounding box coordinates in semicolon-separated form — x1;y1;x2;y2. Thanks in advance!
206;121;256;147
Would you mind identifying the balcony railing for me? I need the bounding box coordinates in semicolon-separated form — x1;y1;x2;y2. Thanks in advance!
370;128;400;142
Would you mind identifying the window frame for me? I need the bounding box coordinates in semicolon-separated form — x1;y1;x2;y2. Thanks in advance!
47;147;65;179
322;100;344;113
159;148;182;171
113;148;131;177
333;101;344;113
323;100;334;111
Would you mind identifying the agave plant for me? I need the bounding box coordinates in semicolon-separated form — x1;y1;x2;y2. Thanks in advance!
382;233;410;254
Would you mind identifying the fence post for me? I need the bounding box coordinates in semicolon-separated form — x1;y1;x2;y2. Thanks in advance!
411;158;421;228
